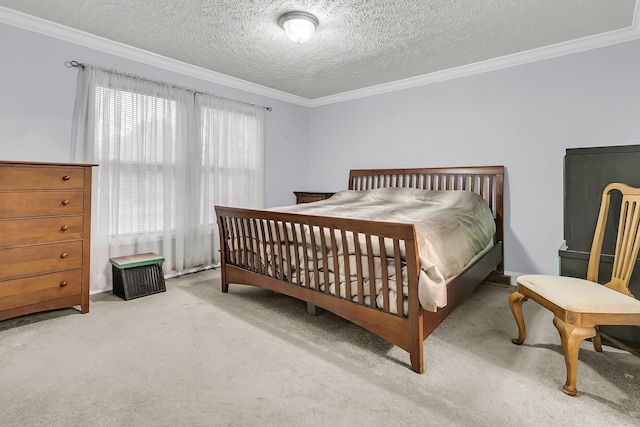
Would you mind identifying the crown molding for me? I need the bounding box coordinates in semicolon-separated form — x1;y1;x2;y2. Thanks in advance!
310;6;640;107
0;6;313;107
2;5;639;109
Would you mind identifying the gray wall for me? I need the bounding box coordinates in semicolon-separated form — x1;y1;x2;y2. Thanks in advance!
0;22;310;208
3;19;640;279
308;39;640;277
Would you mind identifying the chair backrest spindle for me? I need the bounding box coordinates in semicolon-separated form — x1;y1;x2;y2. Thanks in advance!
586;183;640;297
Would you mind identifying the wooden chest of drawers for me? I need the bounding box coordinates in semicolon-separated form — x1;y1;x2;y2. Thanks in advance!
0;161;94;321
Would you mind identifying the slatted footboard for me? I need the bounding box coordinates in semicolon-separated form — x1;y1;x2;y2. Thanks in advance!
215;207;427;371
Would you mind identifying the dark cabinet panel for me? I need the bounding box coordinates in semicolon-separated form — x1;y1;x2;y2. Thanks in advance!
561;144;640;350
564;145;640;252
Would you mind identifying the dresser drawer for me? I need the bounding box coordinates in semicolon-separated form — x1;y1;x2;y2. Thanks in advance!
0;165;85;191
0;269;82;311
0;241;83;280
0;216;84;248
0;191;84;218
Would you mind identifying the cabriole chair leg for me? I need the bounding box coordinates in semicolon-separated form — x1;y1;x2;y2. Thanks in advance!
592;326;603;353
508;291;528;345
553;317;596;396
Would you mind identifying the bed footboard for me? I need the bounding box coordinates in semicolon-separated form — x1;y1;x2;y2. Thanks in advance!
215;206;427;373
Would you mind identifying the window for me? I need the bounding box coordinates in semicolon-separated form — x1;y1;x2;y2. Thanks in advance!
95;86;177;235
73;66;266;287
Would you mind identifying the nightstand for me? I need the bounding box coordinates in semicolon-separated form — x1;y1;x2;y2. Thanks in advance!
294;191;335;204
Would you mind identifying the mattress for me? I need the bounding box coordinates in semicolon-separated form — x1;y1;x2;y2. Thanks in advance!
266;187;496;312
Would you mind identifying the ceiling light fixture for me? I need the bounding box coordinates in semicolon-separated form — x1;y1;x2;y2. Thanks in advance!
278;11;318;43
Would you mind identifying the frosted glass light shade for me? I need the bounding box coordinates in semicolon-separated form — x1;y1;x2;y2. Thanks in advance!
278;12;318;43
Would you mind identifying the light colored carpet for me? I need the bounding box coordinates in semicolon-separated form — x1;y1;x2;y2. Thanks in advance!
1;269;639;426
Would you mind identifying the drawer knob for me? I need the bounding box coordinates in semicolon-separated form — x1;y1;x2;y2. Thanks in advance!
60;252;69;259
59;281;68;288
62;175;70;181
61;199;70;206
61;225;69;232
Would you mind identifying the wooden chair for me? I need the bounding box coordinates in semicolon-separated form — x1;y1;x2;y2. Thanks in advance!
509;182;640;396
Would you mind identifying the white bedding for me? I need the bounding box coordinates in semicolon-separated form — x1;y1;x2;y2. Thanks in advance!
268;188;496;312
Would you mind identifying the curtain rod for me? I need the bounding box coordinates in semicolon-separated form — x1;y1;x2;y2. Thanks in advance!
65;60;272;112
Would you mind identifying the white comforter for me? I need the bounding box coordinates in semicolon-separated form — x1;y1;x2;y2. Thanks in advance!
269;188;496;312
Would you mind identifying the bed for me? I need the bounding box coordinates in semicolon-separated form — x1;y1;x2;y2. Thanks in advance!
214;166;506;373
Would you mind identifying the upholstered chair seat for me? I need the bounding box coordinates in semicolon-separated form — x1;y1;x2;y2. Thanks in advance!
517;275;640;313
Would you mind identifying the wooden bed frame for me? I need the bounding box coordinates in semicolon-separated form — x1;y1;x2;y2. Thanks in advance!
215;166;506;373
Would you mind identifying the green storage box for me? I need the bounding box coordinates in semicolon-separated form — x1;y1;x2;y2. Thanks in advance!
110;253;166;300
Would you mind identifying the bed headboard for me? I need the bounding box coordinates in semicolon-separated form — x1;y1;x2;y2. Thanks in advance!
348;166;505;259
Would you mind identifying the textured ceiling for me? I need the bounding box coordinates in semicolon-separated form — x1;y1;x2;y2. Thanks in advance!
0;1;637;99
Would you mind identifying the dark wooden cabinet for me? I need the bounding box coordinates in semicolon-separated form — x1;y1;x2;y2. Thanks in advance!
560;145;640;350
294;191;335;204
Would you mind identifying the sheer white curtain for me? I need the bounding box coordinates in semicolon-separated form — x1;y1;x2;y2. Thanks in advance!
72;66;266;291
197;93;266;209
